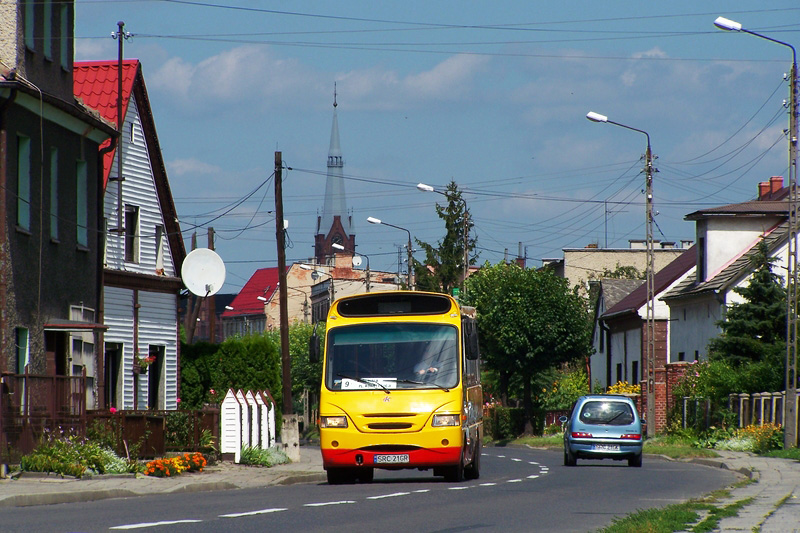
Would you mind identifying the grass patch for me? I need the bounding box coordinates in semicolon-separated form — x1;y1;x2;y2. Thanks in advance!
599;497;753;533
644;435;719;459
762;447;800;460
510;435;563;448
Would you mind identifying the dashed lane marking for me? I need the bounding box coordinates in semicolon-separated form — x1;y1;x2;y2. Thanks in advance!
220;508;288;518
110;520;203;530
304;500;357;507
367;492;411;500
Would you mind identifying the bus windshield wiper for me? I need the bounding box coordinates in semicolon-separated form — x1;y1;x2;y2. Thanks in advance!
396;379;450;392
337;373;390;394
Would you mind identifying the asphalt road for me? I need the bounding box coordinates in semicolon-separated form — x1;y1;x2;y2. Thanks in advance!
1;448;739;533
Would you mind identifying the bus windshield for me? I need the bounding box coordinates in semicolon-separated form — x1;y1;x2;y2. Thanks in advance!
325;323;459;391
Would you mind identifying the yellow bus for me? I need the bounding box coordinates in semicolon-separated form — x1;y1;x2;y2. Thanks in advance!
313;291;482;484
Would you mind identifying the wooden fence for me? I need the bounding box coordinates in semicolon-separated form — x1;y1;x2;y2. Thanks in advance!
1;371;219;461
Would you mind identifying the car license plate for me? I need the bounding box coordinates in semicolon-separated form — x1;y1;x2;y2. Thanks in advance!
374;454;410;464
592;444;620;452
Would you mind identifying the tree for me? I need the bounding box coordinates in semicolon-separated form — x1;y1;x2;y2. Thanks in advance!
464;262;593;434
413;180;477;294
708;239;786;366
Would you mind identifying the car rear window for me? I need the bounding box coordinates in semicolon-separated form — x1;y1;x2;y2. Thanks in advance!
578;401;634;426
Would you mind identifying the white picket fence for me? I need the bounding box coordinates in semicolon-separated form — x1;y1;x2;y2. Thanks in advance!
219;389;276;463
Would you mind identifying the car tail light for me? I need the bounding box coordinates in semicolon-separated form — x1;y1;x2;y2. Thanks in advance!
620;434;641;440
571;431;592;438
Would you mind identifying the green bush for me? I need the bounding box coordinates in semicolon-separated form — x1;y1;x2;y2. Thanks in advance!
485;407;526;440
19;427;139;477
239;445;289;467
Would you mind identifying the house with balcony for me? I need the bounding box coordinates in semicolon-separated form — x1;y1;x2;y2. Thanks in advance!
74;60;186;411
0;1;117;454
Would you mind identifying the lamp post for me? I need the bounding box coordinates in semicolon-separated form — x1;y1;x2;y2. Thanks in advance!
715;16;799;448
587;111;656;438
417;183;470;294
367;216;413;289
332;242;371;292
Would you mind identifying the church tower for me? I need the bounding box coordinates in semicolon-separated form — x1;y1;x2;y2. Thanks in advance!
315;86;355;263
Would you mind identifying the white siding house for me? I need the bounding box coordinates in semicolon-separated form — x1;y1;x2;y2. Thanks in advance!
75;60;185;410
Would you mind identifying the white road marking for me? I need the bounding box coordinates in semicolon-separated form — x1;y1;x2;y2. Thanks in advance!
479;482;497;487
508;479;523;483
448;486;471;490
367;492;410;500
527;475;540;479
413;489;431;493
511;458;522;462
220;508;287;518
110;520;202;530
304;500;356;507
529;461;539;465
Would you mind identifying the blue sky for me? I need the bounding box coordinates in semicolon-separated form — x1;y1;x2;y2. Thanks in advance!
75;1;800;292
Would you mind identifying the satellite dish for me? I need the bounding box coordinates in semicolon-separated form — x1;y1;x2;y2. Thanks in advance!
182;248;226;297
352;255;363;267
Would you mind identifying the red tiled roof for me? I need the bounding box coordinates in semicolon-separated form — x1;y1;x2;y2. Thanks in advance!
73;60;139;189
222;267;285;317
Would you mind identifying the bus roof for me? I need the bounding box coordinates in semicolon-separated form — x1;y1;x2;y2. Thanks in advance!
333;291;458;318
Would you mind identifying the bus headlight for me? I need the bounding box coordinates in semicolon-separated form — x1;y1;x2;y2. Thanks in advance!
432;414;460;427
320;416;348;428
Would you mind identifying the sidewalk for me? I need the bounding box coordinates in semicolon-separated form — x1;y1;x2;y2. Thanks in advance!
687;451;800;533
0;445;326;508
1;446;798;532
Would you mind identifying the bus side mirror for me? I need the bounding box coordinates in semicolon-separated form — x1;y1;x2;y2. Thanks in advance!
309;333;320;363
464;319;480;360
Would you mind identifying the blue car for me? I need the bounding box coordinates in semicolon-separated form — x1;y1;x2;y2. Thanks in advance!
560;395;643;467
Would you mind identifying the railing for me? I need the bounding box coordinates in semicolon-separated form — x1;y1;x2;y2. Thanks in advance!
1;370;87;459
727;391;797;429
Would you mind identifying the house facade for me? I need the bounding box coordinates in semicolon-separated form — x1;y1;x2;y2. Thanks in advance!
74;60;185;410
1;0;117;451
664;177;788;365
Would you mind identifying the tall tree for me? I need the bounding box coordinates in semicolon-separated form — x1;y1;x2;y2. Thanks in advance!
707;239;786;392
708;239;786;365
414;180;477;294
464;262;593;434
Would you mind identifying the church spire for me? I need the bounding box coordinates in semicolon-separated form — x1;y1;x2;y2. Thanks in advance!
315;85;354;263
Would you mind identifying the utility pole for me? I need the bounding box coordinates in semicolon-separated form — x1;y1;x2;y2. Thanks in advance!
207;228;216;343
644;142;656;439
275;151;299;460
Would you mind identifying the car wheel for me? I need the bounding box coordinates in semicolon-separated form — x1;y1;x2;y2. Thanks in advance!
465;438;481;480
628;454;642;467
444;448;466;482
564;446;577;467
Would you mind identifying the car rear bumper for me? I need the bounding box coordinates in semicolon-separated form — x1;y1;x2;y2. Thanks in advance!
567;440;642;458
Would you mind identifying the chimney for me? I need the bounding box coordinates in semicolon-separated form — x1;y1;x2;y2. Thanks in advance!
759;181;770;199
770;176;783;194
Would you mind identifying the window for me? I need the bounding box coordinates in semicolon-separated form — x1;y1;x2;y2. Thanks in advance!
76;160;88;246
43;0;52;59
59;4;69;70
599;327;604;352
50;148;58;240
24;0;35;51
697;237;706;282
694;351;699;362
615;363;622;384
155;225;165;272
16;328;30;374
125;205;140;262
631;361;639;385
17;136;31;230
678;351;685;362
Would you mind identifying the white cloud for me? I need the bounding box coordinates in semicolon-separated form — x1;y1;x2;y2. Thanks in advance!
167;158;223;177
404;55;489;99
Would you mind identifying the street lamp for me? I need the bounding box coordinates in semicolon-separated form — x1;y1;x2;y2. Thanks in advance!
367;216;414;289
299;264;334;322
587;111;657;438
417;182;470;294
332;242;371;292
715;16;799;448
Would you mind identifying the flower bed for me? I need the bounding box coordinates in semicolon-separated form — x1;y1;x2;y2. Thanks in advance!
145;452;207;478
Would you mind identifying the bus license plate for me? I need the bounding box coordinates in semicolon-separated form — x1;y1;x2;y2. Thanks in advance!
374;454;410;464
593;444;619;452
